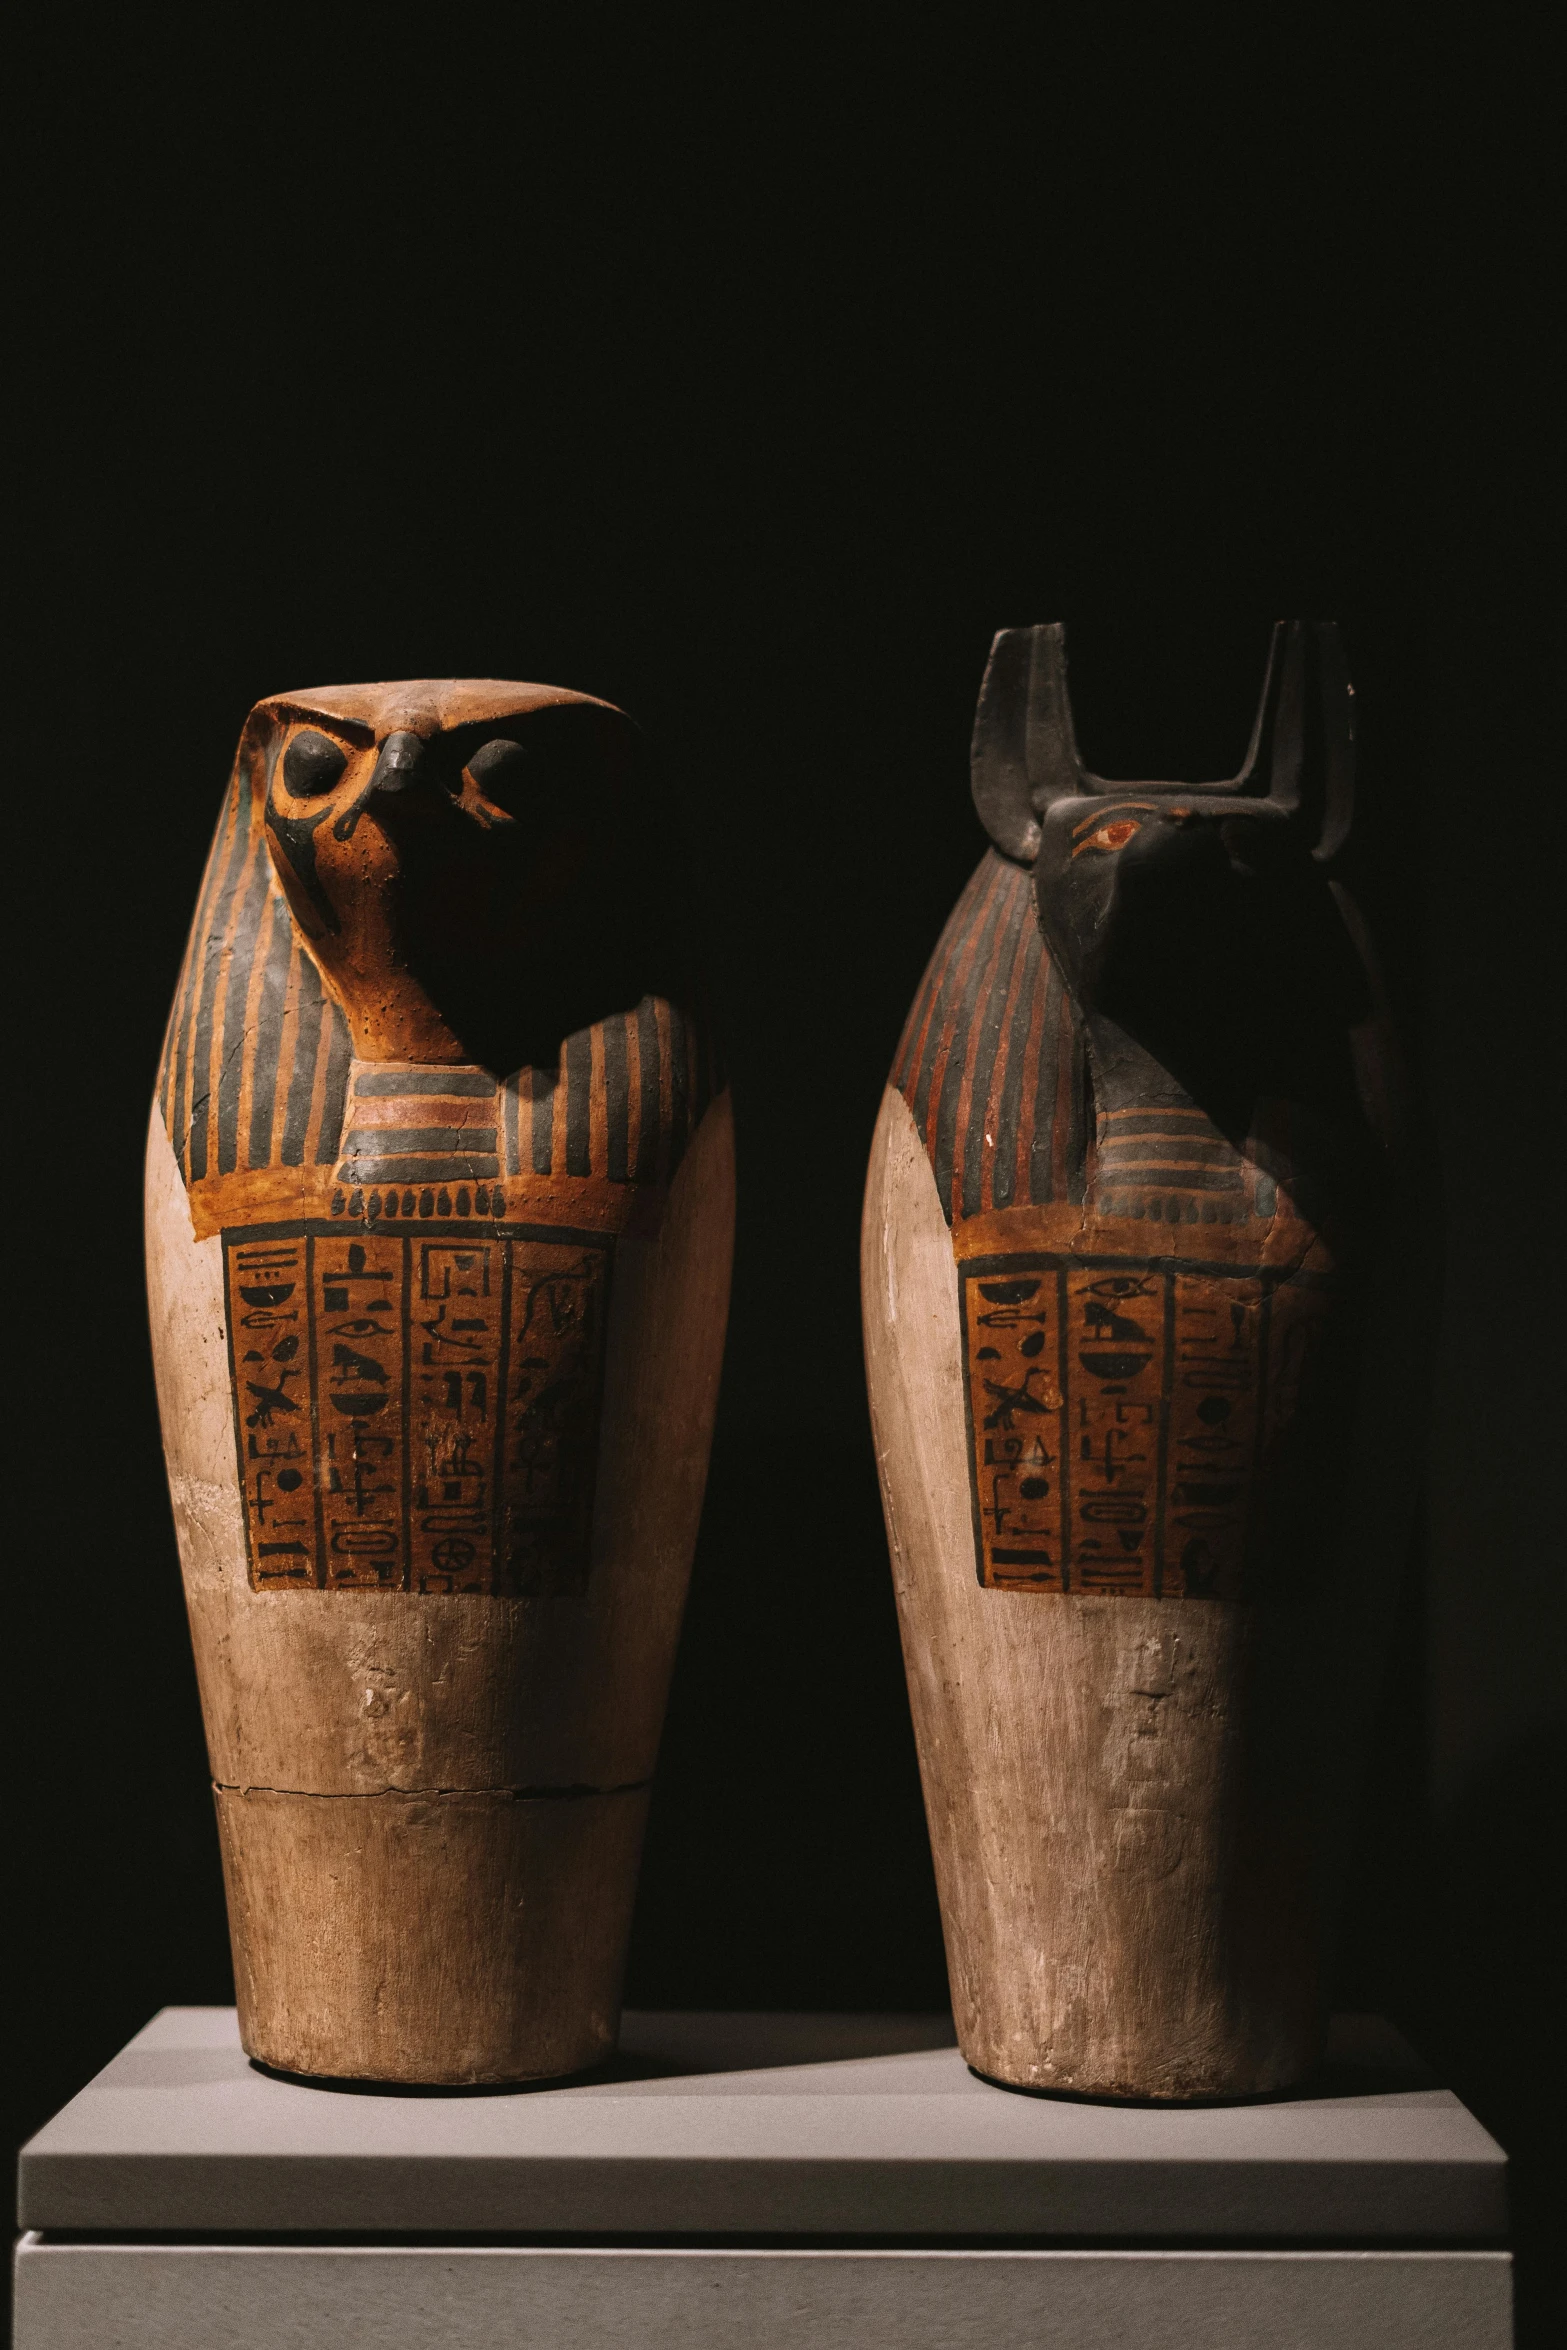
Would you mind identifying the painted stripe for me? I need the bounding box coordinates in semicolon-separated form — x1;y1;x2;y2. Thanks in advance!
217;846;271;1175
977;883;1034;1213
530;1066;554;1175
1099;1146;1240;1175
549;1063;568;1176
564;1030;592;1176
587;1021;609;1177
1100;1107;1214;1127
1099;1139;1242;1166
1099;1165;1248;1193
280;949;325;1166
246;890;295;1167
186;755;258;1182
231;869;272;1171
933;863;1009;1214
348;1102;498;1131
315;1003;354;1164
342;1127;498;1154
501;1077;522;1174
337;1156;502;1182
989;919;1040;1213
959;866;1030;1219
1062;1010;1089;1206
1029;954;1065;1204
354;1069;497;1097
1012;919;1049;1209
603;1012;630;1182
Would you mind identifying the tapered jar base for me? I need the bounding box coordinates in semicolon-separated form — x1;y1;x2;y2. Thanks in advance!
215;1782;649;2085
938;1770;1324;2106
958;2020;1321;2107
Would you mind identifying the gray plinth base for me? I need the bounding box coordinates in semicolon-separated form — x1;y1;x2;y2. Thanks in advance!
13;2243;1514;2350
14;2008;1512;2349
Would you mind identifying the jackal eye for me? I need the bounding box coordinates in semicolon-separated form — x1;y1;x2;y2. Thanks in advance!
1072;818;1141;857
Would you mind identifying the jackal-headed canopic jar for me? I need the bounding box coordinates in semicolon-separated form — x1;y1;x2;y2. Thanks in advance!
146;679;733;2083
862;624;1407;2100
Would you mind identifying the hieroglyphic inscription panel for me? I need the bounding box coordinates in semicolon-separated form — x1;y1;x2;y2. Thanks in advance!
960;1251;1335;1598
225;1222;612;1595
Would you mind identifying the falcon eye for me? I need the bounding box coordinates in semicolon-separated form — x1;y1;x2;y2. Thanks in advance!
466;737;531;800
1072;818;1142;857
283;731;349;797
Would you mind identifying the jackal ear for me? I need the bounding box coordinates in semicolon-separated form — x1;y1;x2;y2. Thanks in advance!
970;623;1087;863
1239;620;1356;864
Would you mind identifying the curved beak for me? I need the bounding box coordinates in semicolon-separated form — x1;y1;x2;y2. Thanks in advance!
332;729;438;841
367;730;430;798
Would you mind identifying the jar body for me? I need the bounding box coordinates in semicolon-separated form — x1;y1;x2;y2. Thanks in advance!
863;831;1408;2100
146;682;732;2083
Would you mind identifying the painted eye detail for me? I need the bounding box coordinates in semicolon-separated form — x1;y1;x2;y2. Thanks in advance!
467;738;531;795
283;731;348;797
1073;818;1141;857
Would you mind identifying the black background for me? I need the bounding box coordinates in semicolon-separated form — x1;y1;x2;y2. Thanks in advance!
11;19;1560;2343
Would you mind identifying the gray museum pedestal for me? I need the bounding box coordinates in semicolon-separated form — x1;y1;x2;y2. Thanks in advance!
15;2007;1510;2348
